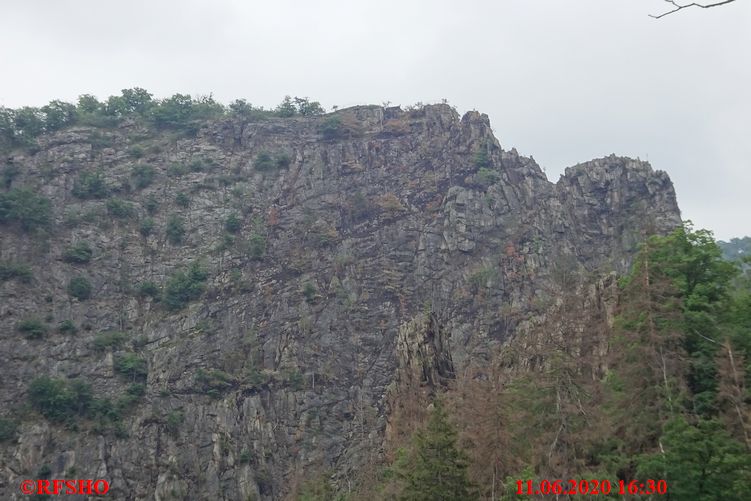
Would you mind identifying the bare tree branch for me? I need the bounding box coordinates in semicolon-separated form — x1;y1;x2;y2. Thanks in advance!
651;0;738;19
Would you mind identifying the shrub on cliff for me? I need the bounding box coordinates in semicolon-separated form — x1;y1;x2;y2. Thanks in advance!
72;171;108;199
0;188;52;231
62;241;93;264
17;318;48;339
68;276;92;300
166;215;185;244
27;376;93;423
131;164;155;189
0;261;33;283
163;261;208;310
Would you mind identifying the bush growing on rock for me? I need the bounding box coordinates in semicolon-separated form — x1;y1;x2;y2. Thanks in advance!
17;318;48;339
0;260;33;282
27;376;93;423
175;192;190;208
62;241;93;264
93;331;128;351
246;233;266;260
163;261;208;310
0;417;17;442
0;188;52;231
106;198;136;219
68;276;92;300
72;171;108;199
319;116;343;140
57;320;77;335
114;353;148;382
131;164;155;189
225;213;241;234
166;215;185;244
139;217;155;237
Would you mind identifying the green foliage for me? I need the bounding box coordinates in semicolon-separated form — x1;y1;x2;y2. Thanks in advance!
228;99;272;120
0;260;33;283
12;107;45;144
41;100;77;131
166;215;185;244
127;145;145;159
298;475;337;501
637;417;750;500
144;195;159;214
194;368;235;397
225;213;241;233
139;217;155;236
473;147;491;169
62;241;93;264
17;318;48;339
137;281;161;300
167;162;187;177
0;188;52;231
57;320;77;335
175;192;190;208
319;116;343;140
475;167;500;188
274;95;297;117
253;151;291;171
27;376;93;423
302;282;317;303
188;157;209;172
468;265;497;290
247;233;266;260
114;352;148;381
0;416;18;442
165;410;183;438
67;276;92;300
238;449;252;464
388;400;476;500
149;93;194;129
283;369;305;391
131;164;155;189
2;164;20;188
72;171;108;199
106;198;135;219
163;261;208;310
120;87;154;114
274;96;325;117
93;331;128;351
149;93;224;131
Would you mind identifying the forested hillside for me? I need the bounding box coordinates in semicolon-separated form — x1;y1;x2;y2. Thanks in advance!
1;89;748;500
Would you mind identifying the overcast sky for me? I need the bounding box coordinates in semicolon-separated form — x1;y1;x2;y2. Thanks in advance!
1;0;748;240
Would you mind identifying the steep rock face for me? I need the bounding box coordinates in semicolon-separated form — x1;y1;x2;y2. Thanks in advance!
0;104;680;499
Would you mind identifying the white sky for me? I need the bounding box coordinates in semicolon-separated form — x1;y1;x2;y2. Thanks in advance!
1;0;748;240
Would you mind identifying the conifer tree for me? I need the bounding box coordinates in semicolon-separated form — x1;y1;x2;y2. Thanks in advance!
392;400;476;501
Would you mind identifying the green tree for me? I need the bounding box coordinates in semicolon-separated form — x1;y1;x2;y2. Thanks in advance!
275;95;297;117
391;400;476;500
637;417;750;499
76;94;102;114
41;100;77;131
120;87;154;114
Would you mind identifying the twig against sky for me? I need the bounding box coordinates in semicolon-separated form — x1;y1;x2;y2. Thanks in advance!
650;0;738;19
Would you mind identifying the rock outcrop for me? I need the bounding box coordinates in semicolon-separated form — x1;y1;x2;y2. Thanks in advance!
0;103;681;499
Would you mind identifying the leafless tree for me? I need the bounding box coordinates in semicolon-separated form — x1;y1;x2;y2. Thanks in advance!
651;0;739;19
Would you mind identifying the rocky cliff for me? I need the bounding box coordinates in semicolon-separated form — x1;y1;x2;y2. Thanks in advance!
0;103;681;499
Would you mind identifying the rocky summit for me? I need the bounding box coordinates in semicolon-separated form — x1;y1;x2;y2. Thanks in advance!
0;103;681;499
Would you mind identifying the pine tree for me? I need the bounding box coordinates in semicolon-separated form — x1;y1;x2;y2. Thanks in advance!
393;400;476;501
